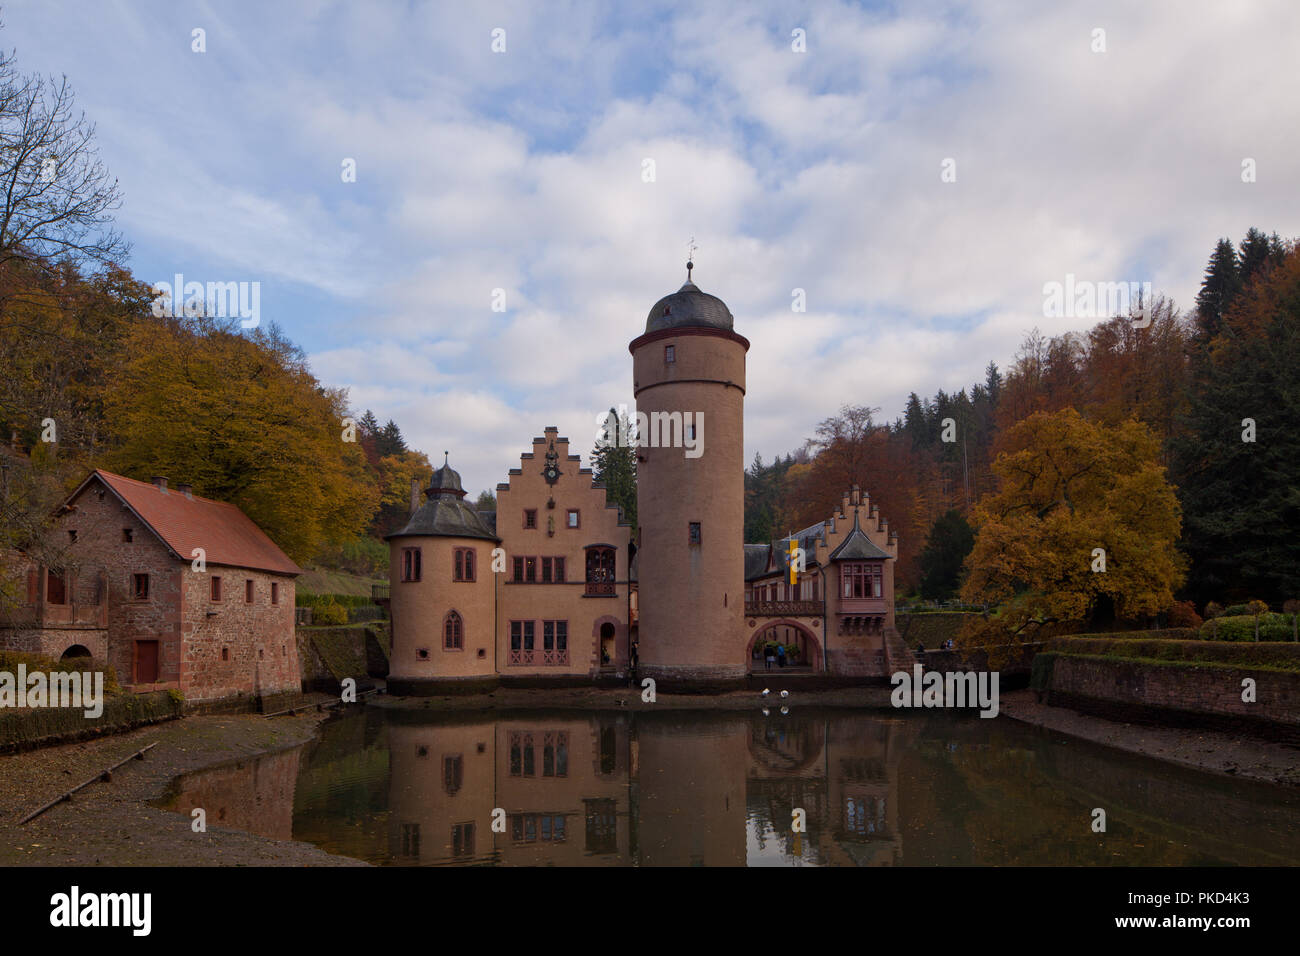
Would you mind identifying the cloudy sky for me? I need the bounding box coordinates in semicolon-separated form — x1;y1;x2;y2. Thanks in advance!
8;0;1300;494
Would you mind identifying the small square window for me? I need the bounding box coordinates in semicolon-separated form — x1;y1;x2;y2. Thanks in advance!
567;509;580;529
417;648;429;660
477;648;486;658
524;509;537;529
67;529;77;543
221;647;229;661
665;344;675;363
689;522;702;545
122;528;134;543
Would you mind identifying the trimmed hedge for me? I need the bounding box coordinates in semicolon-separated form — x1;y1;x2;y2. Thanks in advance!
1047;636;1300;671
1200;612;1297;642
1056;627;1198;641
297;592;374;609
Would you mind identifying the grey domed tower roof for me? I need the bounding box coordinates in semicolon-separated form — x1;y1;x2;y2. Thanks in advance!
386;453;499;542
644;280;735;334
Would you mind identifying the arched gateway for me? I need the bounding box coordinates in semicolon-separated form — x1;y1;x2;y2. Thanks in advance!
745;619;822;672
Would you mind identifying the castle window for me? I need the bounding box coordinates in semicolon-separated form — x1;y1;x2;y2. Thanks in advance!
452;822;475;858
566;509;580;529
543;620;568;665
122;528;133;543
525;557;537;582
210;576;222;602
665;344;675;364
584;546;615;596
542;730;569;776
688;522;702;545
453;547;475;582
840;562;882;599
417;647;429;659
221;647;229;661
402;547;422;582
443;755;463;794
524;509;537;529
132;573;150;601
444;610;464;650
245;579;255;603
541;556;567;583
509;621;535;665
271;582;280;604
68;529;77;543
513;556;524;581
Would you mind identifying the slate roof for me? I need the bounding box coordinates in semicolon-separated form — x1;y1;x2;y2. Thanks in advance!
388;495;499;542
75;470;302;576
645;281;735;333
828;511;891;561
744;544;771;581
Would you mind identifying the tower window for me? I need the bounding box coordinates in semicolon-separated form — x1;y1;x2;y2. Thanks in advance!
444;611;464;650
664;344;675;364
453;547;475;582
210;576;223;601
122;528;133;543
402;547;422;582
689;522;702;545
524;509;537;529
132;573;150;601
567;509;580;529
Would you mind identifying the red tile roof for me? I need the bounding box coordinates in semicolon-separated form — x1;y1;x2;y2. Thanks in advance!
71;470;302;576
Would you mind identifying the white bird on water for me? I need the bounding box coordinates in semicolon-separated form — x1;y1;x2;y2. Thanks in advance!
761;688;770;697
780;690;789;699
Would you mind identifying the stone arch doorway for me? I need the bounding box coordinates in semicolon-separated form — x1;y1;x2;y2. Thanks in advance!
746;619;822;672
60;644;92;661
592;615;625;672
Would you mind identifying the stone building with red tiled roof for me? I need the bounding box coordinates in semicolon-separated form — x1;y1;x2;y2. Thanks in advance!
1;469;302;704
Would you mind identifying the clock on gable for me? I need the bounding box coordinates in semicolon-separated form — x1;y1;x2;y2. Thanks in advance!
543;441;561;485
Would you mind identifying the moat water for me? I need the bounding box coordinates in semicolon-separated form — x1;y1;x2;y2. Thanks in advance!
159;707;1300;866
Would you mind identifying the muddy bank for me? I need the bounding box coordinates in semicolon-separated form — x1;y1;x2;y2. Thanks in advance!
999;688;1300;788
0;701;367;866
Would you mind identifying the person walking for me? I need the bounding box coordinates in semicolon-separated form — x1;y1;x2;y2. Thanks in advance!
765;643;775;671
776;644;786;669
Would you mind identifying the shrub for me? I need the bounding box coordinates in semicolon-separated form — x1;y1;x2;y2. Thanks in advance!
1204;601;1225;620
1165;600;1202;628
311;599;348;626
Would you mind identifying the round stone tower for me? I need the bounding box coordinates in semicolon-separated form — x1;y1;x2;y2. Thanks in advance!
629;266;749;684
386;456;499;693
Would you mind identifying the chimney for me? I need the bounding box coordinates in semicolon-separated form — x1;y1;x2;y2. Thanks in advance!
152;476;168;493
177;483;193;499
410;477;420;514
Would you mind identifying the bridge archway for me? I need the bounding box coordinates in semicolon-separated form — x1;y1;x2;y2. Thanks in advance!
746;619;822;672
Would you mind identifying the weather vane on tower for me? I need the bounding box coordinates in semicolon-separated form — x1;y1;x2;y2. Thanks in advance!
686;237;697;281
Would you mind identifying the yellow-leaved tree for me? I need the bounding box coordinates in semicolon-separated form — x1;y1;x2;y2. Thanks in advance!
960;407;1183;641
100;316;378;563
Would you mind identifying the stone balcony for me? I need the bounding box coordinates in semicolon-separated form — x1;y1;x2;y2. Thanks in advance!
744;600;825;618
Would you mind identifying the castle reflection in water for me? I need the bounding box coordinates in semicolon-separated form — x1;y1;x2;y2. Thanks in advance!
159;708;1300;867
